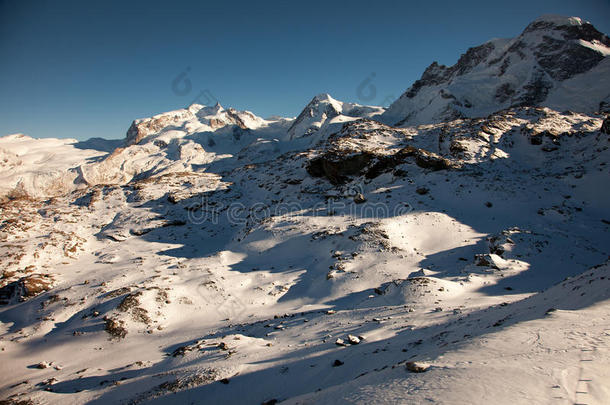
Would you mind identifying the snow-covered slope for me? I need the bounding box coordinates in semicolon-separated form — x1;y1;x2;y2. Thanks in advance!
0;105;294;199
0;134;116;201
1;14;609;405
383;15;610;126
0;95;383;200
1;104;608;404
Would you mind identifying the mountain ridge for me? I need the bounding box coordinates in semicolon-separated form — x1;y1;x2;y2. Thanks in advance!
382;14;610;125
1;14;610;405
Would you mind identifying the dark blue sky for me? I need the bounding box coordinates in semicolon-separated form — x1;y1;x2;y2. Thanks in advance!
1;0;609;140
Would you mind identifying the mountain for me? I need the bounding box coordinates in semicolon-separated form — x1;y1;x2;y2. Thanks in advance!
125;102;276;146
1;15;610;405
287;93;384;139
383;15;610;126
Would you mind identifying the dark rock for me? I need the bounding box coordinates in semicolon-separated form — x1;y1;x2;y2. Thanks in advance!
405;42;495;99
474;254;499;269
601;116;610;135
307;152;375;185
535;37;605;81
153;139;168;148
104;318;127;339
514;71;553;107
0;274;54;305
406;361;430;373
530;134;543;145
495;83;515;102
353;193;367;204
332;359;344;367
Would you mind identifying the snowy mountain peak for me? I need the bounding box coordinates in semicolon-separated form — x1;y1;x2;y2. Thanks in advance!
383;15;610;126
529;14;585;27
312;93;335;102
287;94;385;139
124;102;272;146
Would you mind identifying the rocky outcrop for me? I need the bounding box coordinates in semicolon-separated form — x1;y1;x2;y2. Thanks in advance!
307;120;458;184
602;116;610;135
405;42;496;99
0;273;54;304
126;110;194;145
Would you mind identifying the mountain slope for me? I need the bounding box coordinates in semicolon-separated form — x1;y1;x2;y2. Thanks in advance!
1;104;608;404
1;14;610;405
383;15;610;126
287;94;384;140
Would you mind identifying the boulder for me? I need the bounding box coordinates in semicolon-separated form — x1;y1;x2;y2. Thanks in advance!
406;361;430;373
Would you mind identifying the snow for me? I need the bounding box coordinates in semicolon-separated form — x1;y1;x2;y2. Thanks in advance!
545;57;610;113
383;15;610;126
579;39;610;56
0;15;609;405
532;14;585;26
1;103;608;404
0;134;111;199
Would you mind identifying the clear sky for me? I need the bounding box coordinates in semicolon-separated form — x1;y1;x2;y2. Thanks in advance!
1;0;609;140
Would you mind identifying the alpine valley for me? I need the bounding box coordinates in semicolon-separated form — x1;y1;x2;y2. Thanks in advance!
1;15;609;405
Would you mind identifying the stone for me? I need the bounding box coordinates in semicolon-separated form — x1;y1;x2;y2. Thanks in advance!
347;335;361;345
406;361;430;373
353;193;367;204
601;116;610;135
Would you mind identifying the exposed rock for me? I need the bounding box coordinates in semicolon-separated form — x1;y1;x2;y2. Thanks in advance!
307;151;375;185
347;335;361;345
405;361;430;373
118;292;152;324
404;42;495;100
104;317;127;339
0;274;54;304
126;109;193;145
308;144;456;185
474;253;504;269
353;193;367;204
601;116;610;135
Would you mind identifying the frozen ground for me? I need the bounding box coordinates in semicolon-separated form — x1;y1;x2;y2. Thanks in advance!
1;14;610;404
1;104;609;404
